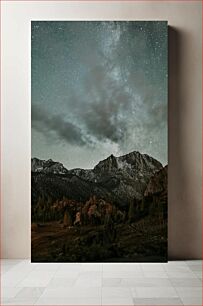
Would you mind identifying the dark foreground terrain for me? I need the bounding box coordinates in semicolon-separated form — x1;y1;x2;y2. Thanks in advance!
31;151;168;262
31;217;167;262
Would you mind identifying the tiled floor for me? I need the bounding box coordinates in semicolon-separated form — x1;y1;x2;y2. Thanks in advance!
1;260;202;305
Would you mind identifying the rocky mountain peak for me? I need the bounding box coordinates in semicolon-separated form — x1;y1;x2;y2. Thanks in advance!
94;151;162;175
31;157;68;174
94;153;118;172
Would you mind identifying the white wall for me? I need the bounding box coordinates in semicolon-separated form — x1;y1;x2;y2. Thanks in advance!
1;1;202;259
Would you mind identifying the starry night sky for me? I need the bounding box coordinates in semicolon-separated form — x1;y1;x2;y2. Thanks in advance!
31;21;168;169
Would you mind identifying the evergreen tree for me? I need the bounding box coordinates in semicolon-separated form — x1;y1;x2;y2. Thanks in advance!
63;210;72;227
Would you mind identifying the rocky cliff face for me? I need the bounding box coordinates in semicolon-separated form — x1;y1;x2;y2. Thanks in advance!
31;157;68;174
31;151;163;208
94;151;162;174
144;165;167;197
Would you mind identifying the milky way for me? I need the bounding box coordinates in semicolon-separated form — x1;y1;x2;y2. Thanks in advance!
31;21;168;169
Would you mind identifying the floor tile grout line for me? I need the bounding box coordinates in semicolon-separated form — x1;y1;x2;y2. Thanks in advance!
3;261;37;291
2;260;30;278
164;268;202;304
101;263;103;305
1;260;202;306
33;263;60;305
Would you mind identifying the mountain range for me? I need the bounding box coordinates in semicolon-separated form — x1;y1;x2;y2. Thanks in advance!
31;151;165;208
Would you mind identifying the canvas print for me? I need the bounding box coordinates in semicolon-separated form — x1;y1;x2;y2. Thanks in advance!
31;21;168;262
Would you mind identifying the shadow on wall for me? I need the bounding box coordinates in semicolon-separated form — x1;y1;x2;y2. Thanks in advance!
168;26;202;259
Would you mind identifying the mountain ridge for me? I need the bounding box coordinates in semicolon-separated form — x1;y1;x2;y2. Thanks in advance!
32;150;163;174
31;151;163;208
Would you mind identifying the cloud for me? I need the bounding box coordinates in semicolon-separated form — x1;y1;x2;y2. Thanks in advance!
31;21;167;164
32;104;86;146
